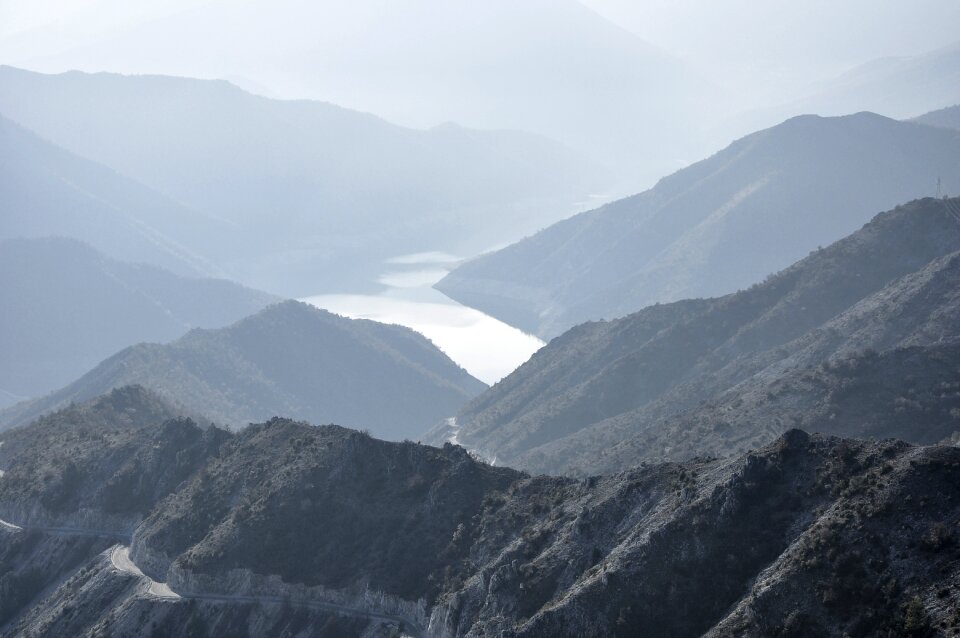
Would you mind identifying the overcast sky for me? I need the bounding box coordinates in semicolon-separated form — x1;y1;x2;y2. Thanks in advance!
4;0;958;83
581;0;960;90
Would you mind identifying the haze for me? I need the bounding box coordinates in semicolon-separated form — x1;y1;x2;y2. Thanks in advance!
3;1;960;635
5;1;958;100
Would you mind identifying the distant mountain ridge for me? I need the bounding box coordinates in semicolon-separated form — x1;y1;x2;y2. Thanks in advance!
0;0;721;189
0;65;609;295
721;42;960;141
0;113;219;277
914;104;960;131
434;198;960;475
795;42;960;120
437;112;960;339
0;301;486;440
0;237;276;406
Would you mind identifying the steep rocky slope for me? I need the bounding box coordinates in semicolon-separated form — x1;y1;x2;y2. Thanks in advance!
1;395;957;638
590;342;960;473
0;389;402;637
1;302;486;440
0;237;276;404
0;386;219;531
436;198;960;474
437;113;960;339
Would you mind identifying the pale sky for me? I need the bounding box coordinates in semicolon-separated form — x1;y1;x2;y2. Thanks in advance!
4;0;958;90
580;0;960;92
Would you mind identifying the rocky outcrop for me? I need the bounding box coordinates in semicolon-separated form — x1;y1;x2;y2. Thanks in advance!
4;392;959;637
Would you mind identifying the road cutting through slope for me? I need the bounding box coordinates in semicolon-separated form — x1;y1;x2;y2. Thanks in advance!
110;545;180;599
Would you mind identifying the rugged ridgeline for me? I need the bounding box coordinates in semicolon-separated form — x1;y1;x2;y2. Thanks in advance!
0;388;380;637
0;65;607;295
0;301;485;440
0;113;219;278
914;104;960;131
1;390;958;637
433;198;960;475
437;112;960;339
0;237;276;406
0;386;220;532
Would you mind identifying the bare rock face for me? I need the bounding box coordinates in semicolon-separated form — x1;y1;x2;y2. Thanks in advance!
424;432;960;637
1;546;396;638
2;391;958;638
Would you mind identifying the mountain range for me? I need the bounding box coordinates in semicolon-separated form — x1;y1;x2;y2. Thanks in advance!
914;104;960;131
3;17;960;637
0;0;721;188
0;301;486;440
717;42;960;143
437;112;960;339
0;113;219;277
431;198;960;475
0;237;275;407
1;388;957;637
791;42;960;121
0;65;608;295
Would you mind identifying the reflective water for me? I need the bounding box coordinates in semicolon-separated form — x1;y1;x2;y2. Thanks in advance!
301;254;544;385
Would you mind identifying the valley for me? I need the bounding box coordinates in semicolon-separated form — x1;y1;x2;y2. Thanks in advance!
302;253;545;384
2;6;960;636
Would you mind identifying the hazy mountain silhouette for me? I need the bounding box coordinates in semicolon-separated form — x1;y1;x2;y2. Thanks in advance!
720;42;960;140
0;113;221;277
0;237;276;407
438;113;960;339
0;65;608;295
914;104;960;131
0;301;486;439
0;0;721;189
795;42;960;120
433;198;960;475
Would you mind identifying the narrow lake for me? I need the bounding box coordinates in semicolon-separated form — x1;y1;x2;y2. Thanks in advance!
300;253;544;385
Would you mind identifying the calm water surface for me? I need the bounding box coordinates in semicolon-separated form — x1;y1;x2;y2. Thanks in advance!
301;253;544;384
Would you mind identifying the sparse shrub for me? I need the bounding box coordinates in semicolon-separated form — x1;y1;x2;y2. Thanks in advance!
902;595;931;637
920;522;954;551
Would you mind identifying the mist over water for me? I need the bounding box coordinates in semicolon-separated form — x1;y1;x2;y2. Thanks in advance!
302;253;544;384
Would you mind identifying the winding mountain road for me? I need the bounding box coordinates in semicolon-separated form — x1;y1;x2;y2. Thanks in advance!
0;515;423;635
0;446;423;636
109;545;180;599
